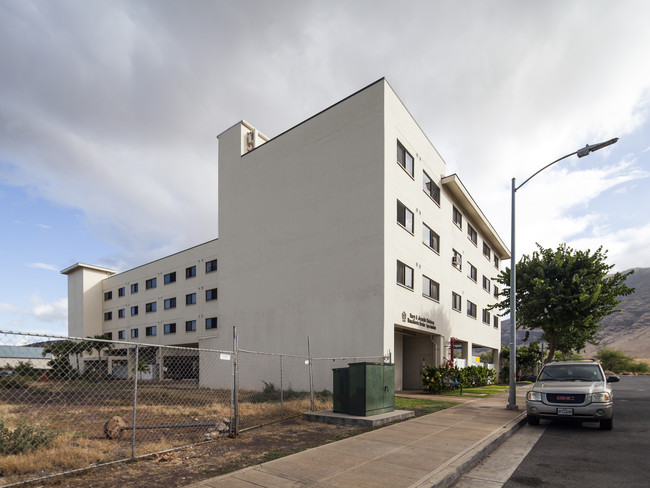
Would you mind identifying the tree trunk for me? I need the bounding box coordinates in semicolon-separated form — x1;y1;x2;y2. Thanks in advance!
544;340;556;364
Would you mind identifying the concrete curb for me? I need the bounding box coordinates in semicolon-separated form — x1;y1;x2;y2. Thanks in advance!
411;410;528;488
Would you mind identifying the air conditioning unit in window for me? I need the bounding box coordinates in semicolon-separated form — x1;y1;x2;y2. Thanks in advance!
452;257;460;266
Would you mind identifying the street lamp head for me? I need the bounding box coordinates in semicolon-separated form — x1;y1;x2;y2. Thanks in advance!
576;138;619;158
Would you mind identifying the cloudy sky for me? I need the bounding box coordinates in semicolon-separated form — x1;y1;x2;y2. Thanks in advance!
1;0;649;336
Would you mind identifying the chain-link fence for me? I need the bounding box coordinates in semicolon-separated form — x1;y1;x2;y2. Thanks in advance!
0;330;386;486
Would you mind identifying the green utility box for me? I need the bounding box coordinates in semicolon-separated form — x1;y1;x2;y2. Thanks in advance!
333;362;395;416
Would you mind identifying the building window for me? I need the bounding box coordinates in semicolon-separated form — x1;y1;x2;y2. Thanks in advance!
452;249;462;270
397;140;414;177
468;263;477;282
206;259;218;273
130;306;138;316
164;297;177;309
422;223;440;253
494;255;500;269
104;311;112;321
422;275;440;301
452;292;462;312
397;260;414;289
118;287;125;297
131;328;138;339
104;291;112;301
186;293;196;305
145;301;157;313
467;224;477;245
482;276;491;293
186;320;196;332
118;308;125;318
493;316;499;329
494;286;499;298
483;242;491;260
397;200;414;233
164;272;176;284
146;278;157;289
186;265;196;278
131;283;138;294
423;170;440;204
467;300;477;319
105;332;113;340
206;288;218;301
164;323;176;335
206;317;218;330
118;330;125;340
482;309;491;325
146;326;157;337
452;206;463;229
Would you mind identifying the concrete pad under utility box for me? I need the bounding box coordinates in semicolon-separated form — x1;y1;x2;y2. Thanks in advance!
303;409;414;427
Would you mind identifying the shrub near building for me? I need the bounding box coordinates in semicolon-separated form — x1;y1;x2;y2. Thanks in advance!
422;365;495;394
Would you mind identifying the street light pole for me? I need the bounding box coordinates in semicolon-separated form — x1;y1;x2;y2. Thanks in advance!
507;137;618;410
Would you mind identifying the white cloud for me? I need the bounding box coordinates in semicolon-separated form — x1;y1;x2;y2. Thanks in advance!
29;297;68;323
0;0;649;283
27;262;59;272
0;303;17;312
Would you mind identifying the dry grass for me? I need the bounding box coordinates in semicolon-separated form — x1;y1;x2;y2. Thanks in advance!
0;395;332;485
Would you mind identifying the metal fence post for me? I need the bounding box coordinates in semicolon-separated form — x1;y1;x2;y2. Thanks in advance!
131;344;139;458
280;355;284;419
232;326;239;437
308;337;314;412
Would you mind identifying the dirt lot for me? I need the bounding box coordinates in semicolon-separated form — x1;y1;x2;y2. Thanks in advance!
24;417;368;488
12;402;452;488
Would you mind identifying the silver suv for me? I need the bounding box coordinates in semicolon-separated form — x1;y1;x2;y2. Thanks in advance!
526;359;620;430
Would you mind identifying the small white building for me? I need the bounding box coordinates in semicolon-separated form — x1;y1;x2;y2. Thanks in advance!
62;79;508;391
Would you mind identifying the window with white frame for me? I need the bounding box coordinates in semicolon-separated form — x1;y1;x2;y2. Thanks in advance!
482;309;490;324
483;242;491;260
164;323;176;334
146;278;157;289
422;223;440;253
467;300;477;318
206;259;218;273
452;292;462;312
164;272;176;284
164;297;176;309
468;263;477;282
397;260;414;289
423;170;441;204
206;288;218;301
186;293;196;305
205;317;218;330
145;301;157;313
493;316;499;329
422;275;440;301
494;255;500;269
452;249;462;270
482;276;491;293
453;206;463;229
185;320;196;332
397;200;414;233
146;326;157;337
467;224;478;245
397;140;414;177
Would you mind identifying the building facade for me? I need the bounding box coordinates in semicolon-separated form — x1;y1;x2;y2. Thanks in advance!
62;79;508;390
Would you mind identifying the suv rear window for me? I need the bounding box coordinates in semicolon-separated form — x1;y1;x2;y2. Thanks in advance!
539;364;604;382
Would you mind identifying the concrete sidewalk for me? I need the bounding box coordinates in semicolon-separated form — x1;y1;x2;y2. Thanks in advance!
186;387;528;488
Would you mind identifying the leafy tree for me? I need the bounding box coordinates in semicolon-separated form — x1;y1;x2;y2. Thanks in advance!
499;342;544;382
596;348;650;373
493;244;634;363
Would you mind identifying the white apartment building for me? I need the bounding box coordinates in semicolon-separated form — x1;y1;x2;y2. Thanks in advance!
62;79;508;390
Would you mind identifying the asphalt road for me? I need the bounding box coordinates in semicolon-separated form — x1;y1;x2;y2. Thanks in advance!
503;375;650;488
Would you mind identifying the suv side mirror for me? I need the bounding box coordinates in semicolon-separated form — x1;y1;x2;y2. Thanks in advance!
607;375;620;383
